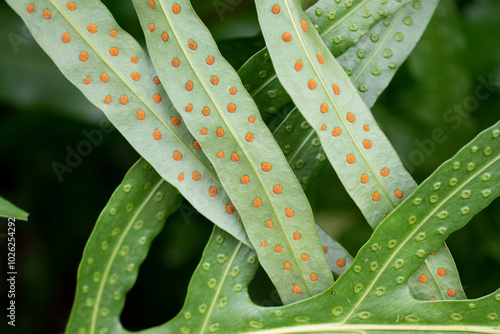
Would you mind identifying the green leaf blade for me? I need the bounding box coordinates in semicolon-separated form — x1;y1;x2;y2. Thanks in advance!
65;159;182;334
8;0;352;291
141;227;259;334
337;121;500;324
243;0;412;122
133;0;333;303
337;0;440;107
255;0;417;228
201;123;500;334
256;0;466;302
0;196;28;221
270;0;441;193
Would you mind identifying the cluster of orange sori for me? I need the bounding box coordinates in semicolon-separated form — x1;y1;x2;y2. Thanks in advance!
270;4;406;205
418;264;456;299
145;1;325;295
27;2;240;221
27;3;164;135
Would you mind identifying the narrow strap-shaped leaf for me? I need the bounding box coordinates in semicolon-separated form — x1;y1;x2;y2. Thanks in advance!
65;158;182;334
337;0;440;107
256;0;467;302
334;121;500;324
186;122;500;334
132;0;333;303
242;0;412;122
0;196;29;221
255;0;417;228
271;0;440;189
6;0;251;246
273;110;329;188
7;0;350;285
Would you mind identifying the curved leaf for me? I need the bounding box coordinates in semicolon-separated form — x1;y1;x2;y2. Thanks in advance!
273;110;329;188
242;0;412;122
256;0;466;301
273;0;441;189
325;121;500;325
264;2;465;299
337;0;440;107
6;0;249;246
132;0;333;303
65;158;182;334
156;122;500;334
0;195;29;221
256;0;416;230
7;0;350;291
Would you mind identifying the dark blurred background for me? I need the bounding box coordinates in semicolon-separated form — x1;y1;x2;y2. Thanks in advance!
0;0;499;332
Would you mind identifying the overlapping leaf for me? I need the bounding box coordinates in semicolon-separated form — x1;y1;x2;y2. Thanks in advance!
149;122;500;334
273;110;329;188
271;0;440;189
256;0;466;301
242;0;412;122
0;195;29;220
139;227;259;334
255;0;417;232
6;0;250;246
132;0;333;303
337;0;440;107
7;2;352;304
65;158;182;334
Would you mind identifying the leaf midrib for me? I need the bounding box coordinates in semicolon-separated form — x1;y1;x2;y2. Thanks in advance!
89;179;165;334
319;0;371;38
238;323;500;334
157;0;315;297
287;126;317;167
341;152;500;324
351;4;409;83
249;0;372;109
282;0;399;212
199;242;243;334
49;0;219;183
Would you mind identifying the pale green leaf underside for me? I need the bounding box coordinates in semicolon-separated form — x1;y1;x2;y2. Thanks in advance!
271;0;439;192
0;195;29;221
274;0;441;189
132;0;333;303
7;1;351;303
65;158;183;334
256;0;466;301
146;122;500;334
256;0;417;228
6;0;252;247
242;0;412;122
337;0;440;107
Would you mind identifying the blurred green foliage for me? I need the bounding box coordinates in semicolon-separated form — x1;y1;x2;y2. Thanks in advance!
0;0;498;332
